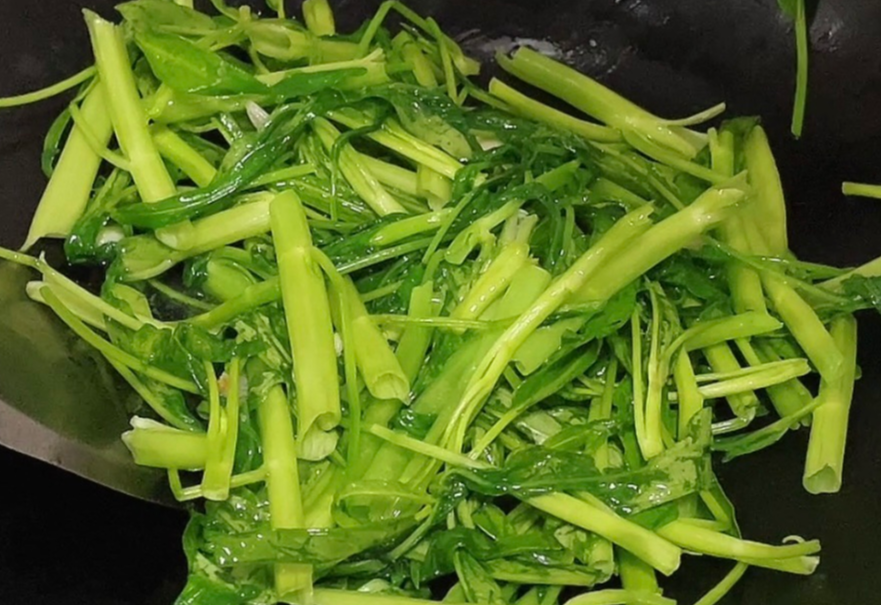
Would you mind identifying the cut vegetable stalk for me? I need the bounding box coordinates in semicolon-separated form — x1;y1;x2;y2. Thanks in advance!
341;277;410;401
570;182;745;305
122;418;207;469
151;124;217;187
155;197;271;251
702;343;759;422
201;358;241;501
302;0;336;36
674;350;704;438
451;242;531;323
842;181;881;200
804;314;857;494
328;109;463;179
395;281;437;383
745;339;813;421
313;117;407;216
453;207;654;455
370;209;453;247
255;380;313;599
742;125;788;255
270;190;341;441
528;494;681;577
84;11;176;202
498;46;712;158
489;78;620;142
656;520;820;573
761;274;844;383
22;84;112;250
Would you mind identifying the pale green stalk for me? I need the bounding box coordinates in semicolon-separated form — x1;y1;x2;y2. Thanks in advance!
589;178;650;210
722;214;767;314
657;520;820;573
498;46;709;158
201;358;241;501
270;190;341;439
151;124;217;187
26;281;106;332
702;343;758;421
641;285;666;459
529;494;681;577
417;165;452;209
762;274;844;383
445;200;523;264
489;78;620;142
360;154;420;196
451;207;651;455
570;183;745;305
590;357;619;470
697;359;811;399
617;548;660;596
842;181;881;200
674;350;704;438
122;420;207;469
314;117;407;216
328;109;463;178
711;125;766;315
85;11;176;202
451;242;530;322
202;258;257;303
804;314;858;494
257;382;313;599
743;125;788;255
674;312;781;353
23;84;112;250
370;209;452;247
342;278;410;401
395;282;437;383
564;590;674;605
398;32;438;88
693;563;749;605
0;66;96;108
302;0;335;36
745;339;813;421
155;198;271;251
190;279;281;328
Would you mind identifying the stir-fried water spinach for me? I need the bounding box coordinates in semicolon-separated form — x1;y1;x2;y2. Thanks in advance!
1;1;879;604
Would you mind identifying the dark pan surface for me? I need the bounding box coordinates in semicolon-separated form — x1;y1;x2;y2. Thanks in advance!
2;0;881;603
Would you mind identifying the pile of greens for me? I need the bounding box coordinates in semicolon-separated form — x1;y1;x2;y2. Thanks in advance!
2;1;880;604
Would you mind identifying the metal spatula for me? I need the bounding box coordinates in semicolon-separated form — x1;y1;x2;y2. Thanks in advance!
0;262;175;506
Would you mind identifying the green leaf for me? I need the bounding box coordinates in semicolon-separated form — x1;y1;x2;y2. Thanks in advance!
455;440;710;515
455;551;507;605
118;0;219;33
842;275;881;314
207;518;417;569
777;0;800;18
134;29;269;96
270;68;368;99
512;341;601;410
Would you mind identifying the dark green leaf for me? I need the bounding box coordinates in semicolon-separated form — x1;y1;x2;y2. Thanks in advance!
512;341;601;410
118;0;219;32
207;518;416;568
455;440;710;515
134;30;269;96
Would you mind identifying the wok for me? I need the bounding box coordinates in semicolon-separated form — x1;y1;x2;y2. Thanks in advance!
1;0;880;603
